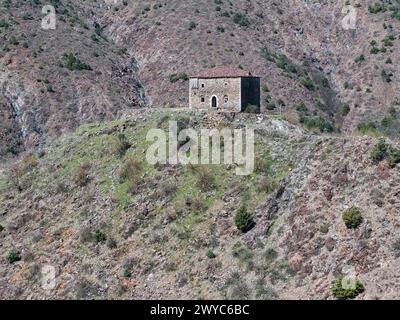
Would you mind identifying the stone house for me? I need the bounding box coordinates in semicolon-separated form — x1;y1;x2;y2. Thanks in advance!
189;66;260;112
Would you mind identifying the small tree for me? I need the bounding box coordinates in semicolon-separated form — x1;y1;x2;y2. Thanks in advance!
370;139;388;163
331;277;364;299
342;207;363;229
235;206;254;233
6;250;21;264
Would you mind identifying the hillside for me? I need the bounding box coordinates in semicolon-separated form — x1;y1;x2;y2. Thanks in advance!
0;0;146;157
2;0;400;158
1;109;400;299
106;0;400;131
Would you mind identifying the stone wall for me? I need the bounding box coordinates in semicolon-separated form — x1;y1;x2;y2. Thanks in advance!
189;77;241;112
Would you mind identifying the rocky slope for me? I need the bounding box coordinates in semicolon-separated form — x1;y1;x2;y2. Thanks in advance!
0;0;146;156
2;0;400;158
106;0;400;131
1;109;399;299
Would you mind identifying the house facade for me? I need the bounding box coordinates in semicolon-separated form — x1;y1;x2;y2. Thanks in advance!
189;66;260;112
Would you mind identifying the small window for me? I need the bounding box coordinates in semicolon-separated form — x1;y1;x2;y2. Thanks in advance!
201;83;205;88
224;95;229;103
201;97;205;102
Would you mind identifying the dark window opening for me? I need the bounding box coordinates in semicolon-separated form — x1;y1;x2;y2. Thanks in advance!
201;97;205;102
211;96;217;108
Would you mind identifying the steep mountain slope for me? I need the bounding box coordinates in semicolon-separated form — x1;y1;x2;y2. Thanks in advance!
105;0;400;131
1;0;400;158
0;109;399;299
0;0;146;156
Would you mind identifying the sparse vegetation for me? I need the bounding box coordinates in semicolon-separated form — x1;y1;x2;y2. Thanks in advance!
169;73;189;83
62;53;92;71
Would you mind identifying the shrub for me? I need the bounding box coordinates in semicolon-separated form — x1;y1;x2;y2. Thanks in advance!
206;250;216;259
354;54;365;63
119;157;142;183
234;206;254;233
62;53;92;71
342;207;363;229
73;164;89;187
115;133;131;157
6;250;21;264
388;148;400;168
357;121;377;134
169;73;188;83
0;19;10;28
93;229;107;244
381;69;393;83
196;167;216;192
300;77;316;91
188;21;197;30
370;139;388;163
368;3;386;14
299;115;335;133
341;104;350;116
244;104;258;113
233;12;250;27
106;238;117;249
331;277;364;299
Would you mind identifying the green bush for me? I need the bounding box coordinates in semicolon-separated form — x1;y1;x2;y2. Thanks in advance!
233;13;250;27
115;133;131;157
73;164;89;187
388;148;400;168
106;238;117;249
357;121;376;134
300;77;316;91
342;207;363;229
370;139;388;163
62;53;92;71
169;73;188;83
188;21;197;30
6;250;21;264
234;207;254;233
368;3;386;14
119;157;142;183
341;104;350;116
299;115;335;133
381;69;393;83
332;277;365;299
244;104;259;113
196;167;216;192
206;249;216;259
93;229;107;244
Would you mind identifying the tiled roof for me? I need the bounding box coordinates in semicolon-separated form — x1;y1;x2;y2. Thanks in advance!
192;66;257;78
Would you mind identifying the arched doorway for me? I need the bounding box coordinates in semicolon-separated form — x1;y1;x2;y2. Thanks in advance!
211;96;218;108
